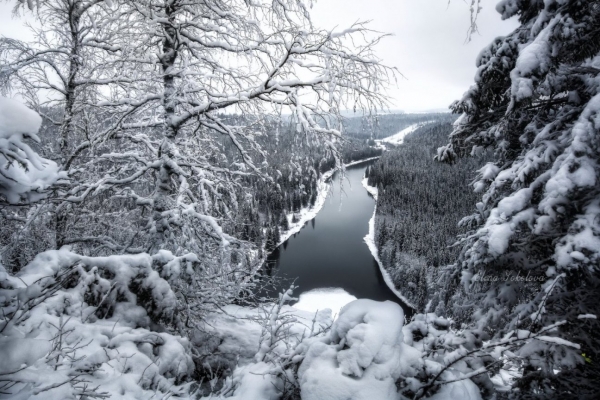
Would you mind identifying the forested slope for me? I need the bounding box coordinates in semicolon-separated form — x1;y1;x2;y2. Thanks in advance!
343;113;455;139
366;122;485;309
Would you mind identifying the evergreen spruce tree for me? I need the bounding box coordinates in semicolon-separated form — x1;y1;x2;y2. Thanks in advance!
437;0;600;396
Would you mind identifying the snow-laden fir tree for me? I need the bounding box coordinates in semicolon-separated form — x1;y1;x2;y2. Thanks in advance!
436;0;600;396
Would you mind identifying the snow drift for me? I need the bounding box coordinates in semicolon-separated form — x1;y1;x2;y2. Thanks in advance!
0;97;64;204
299;299;420;400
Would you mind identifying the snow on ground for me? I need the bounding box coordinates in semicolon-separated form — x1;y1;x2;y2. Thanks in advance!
217;361;282;400
278;168;334;244
344;156;380;167
362;176;379;200
278;170;331;244
198;304;333;399
426;376;482;400
293;288;357;318
200;304;331;360
376;121;434;146
362;176;417;309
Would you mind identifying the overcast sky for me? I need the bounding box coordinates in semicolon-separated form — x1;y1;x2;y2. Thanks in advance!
0;0;518;112
310;0;519;112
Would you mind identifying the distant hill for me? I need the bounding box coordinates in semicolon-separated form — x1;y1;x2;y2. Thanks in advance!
342;112;456;139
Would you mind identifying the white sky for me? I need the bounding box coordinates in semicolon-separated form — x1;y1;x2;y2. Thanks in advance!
310;0;519;112
0;1;518;112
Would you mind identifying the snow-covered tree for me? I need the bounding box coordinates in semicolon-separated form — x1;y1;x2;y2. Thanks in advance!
1;0;128;161
436;0;600;396
0;0;137;254
1;0;392;259
75;0;394;254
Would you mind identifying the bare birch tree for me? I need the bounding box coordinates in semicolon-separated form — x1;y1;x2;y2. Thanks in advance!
59;0;395;254
1;0;393;318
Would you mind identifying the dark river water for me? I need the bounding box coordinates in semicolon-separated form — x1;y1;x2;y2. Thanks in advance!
263;160;411;314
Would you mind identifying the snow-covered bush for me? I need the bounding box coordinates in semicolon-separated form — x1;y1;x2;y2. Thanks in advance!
200;297;587;400
0;251;331;399
295;299;551;400
0;249;197;399
186;287;332;399
298;299;415;399
0;97;63;204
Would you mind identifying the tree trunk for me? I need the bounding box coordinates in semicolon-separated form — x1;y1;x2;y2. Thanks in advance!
150;2;180;253
56;6;81;248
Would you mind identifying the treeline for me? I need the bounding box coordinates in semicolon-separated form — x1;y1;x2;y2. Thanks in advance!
244;125;325;253
366;122;486;309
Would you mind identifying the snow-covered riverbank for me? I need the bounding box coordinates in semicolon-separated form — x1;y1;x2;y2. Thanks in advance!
268;154;418;312
361;176;417;309
277;156;380;245
278;121;433;248
260;156;382;315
